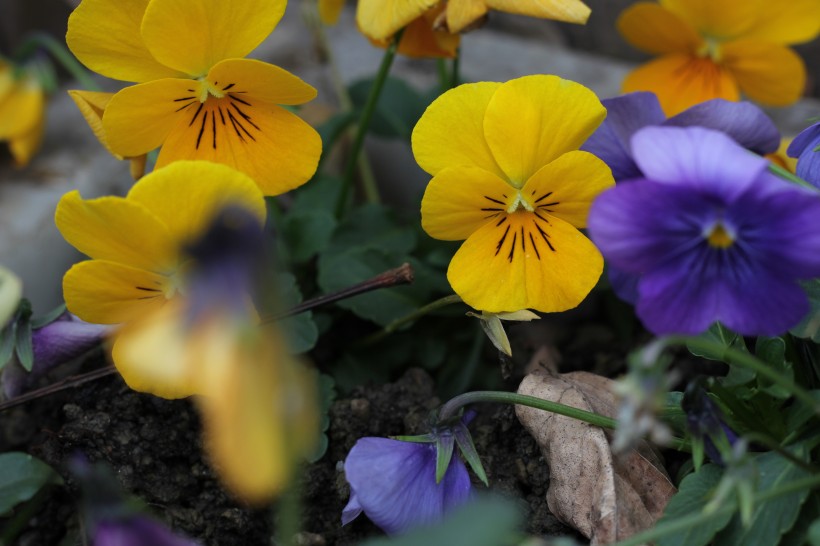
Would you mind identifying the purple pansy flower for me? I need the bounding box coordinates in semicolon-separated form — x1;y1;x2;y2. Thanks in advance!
582;93;783;304
2;314;111;399
588;126;820;336
94;517;201;546
342;437;472;535
787;120;820;189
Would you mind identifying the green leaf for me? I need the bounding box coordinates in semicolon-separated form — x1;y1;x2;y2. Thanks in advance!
781;492;820;546
276;274;318;354
791;280;820;342
0;452;62;515
785;390;820;433
0;321;18;371
348;77;429;140
687;323;747;363
810;518;820;546
291;174;344;214
31;303;66;329
316;110;357;165
359;495;522;546
280;209;337;264
657;465;731;546
15;317;33;371
435;434;454;484
306;374;337;463
754;337;793;399
715;446;812;546
324;204;416;258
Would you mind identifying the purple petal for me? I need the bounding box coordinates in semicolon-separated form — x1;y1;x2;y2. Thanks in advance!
787;122;820;189
581;92;665;181
342;437;471;535
588;180;709;273
607;267;639;305
664;100;780;155
631;127;769;201
2;315;111;399
94;517;201;546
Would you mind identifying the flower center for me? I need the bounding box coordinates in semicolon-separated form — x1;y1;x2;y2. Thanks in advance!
196;78;225;102
705;222;735;249
506;191;534;213
697;38;723;62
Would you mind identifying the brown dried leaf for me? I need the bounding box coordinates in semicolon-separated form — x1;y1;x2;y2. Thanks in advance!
515;361;676;544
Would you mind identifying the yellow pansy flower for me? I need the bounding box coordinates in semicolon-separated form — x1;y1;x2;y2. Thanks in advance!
0;61;45;167
319;0;347;24
618;0;820;115
413;75;613;313
66;0;321;195
369;4;460;59
767;137;798;173
357;0;590;41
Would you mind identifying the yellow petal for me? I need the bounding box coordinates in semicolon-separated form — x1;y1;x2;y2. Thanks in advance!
411;81;505;178
126;160;267;244
421;165;514;241
110;298;201;399
63;260;169;324
741;0;820;45
622;54;740;116
447;211;603;313
206;59;317;106
103;79;196;157
68;90;123;159
155;98;321;196
140;0;287;77
372;7;460;58
445;0;490;34
521;151;614;229
483;75;606;186
319;0;346;24
660;0;763;39
722;40;806;106
196;328;318;502
617;3;702;55
356;0;439;40
55;191;176;272
766;138;798;173
0;72;42;140
484;0;590;24
66;0;185;82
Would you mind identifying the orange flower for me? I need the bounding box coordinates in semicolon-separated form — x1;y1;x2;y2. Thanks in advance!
618;0;820;114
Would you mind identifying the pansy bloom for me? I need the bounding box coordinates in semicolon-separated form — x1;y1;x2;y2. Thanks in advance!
413;75;614;313
66;0;321;195
588;126;820;336
357;0;590;43
369;4;461;59
0;61;45;167
343;437;472;534
56;161;318;501
788;121;820;189
617;0;820;114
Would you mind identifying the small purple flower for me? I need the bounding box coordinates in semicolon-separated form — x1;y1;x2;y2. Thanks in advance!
588;126;820;336
582;93;783;304
2;314;111;399
342;437;472;535
94;516;201;546
683;384;738;466
787;120;820;189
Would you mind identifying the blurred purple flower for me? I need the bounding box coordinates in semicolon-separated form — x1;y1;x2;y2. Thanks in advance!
94;517;200;546
342;437;472;535
588;126;820;336
787;120;820;189
2;314;111;399
683;384;738;466
582;93;782;304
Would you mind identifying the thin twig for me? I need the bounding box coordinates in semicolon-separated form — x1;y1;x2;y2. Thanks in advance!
0;365;117;412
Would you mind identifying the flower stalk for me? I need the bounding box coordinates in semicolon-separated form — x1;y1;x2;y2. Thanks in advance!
335;28;405;217
359;293;463;345
14;32;99;91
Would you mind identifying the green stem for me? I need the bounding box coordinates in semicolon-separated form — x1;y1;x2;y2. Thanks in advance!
274;478;302;546
673;336;820;417
438;390;690;451
768;163;817;191
451;48;460;89
14;33;99;91
359;294;463;345
610;473;820;546
335;29;405;218
742;432;820;474
436;58;449;92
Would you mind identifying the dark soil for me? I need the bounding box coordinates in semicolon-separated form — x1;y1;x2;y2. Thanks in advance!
0;364;578;545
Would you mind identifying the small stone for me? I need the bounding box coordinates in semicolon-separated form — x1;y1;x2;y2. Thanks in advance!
293;531;327;546
349;398;370;419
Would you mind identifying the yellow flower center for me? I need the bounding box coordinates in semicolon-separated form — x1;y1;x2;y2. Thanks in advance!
697;38;723;62
506;191;534;213
706;222;734;249
172;82;261;151
196;78;226;102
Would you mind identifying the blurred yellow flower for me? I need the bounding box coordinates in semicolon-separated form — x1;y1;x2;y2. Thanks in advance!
357;0;589;41
319;0;346;24
618;0;820;115
56;160;317;501
0;62;45;167
767;137;798;173
66;0;321;195
369;4;460;59
413;75;613;313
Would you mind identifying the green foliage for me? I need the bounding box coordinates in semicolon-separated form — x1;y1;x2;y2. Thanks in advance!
0;453;62;515
359;495;523;546
791;280;820;342
657;465;731;546
277;274;318;354
348;77;432;140
307;374;337;463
